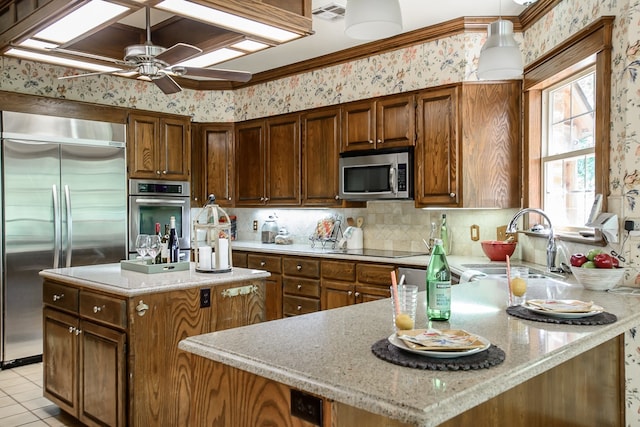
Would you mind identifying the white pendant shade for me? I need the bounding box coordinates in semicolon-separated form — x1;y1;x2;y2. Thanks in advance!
344;0;402;40
477;19;523;80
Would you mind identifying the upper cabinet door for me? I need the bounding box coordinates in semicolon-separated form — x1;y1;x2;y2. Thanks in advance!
265;114;301;206
235;120;265;206
376;93;415;149
127;113;191;181
415;86;460;207
301;107;341;206
341;100;376;152
191;123;234;207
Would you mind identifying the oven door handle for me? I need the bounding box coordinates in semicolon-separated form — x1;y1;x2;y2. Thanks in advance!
134;198;187;205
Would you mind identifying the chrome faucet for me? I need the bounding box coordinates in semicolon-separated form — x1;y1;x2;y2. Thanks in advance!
507;208;561;273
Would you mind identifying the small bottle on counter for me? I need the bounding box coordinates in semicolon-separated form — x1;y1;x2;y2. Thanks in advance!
426;238;451;321
154;222;162;264
440;213;450;255
168;216;180;263
161;224;169;263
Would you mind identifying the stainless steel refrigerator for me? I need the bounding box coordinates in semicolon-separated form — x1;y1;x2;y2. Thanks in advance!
0;111;127;368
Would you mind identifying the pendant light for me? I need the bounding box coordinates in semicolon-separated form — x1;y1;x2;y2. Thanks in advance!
477;1;523;80
344;0;402;40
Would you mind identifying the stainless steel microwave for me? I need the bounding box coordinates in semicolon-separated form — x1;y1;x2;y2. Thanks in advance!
339;149;412;200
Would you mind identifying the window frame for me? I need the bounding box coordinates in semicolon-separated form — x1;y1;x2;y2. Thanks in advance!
523;16;613;242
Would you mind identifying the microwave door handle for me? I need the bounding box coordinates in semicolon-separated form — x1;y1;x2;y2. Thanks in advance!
389;167;397;194
135;198;186;204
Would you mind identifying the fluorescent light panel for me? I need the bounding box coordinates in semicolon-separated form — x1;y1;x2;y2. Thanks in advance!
33;1;129;44
156;0;301;43
231;40;269;52
5;48;120;73
19;39;58;49
176;48;244;67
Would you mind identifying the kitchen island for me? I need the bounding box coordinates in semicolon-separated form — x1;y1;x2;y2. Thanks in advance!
179;276;634;427
39;263;270;427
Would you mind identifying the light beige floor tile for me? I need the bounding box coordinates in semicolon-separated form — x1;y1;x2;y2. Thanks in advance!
22;396;53;411
0;402;28;418
12;388;46;403
0;411;40;427
32;404;61;419
1;381;40;396
0;395;17;408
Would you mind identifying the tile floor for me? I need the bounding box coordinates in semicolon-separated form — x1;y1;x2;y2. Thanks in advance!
0;363;82;427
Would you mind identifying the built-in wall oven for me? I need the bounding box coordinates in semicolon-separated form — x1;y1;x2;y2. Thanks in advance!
128;179;191;258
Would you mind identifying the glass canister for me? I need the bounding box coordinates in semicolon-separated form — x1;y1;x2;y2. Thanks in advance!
192;195;233;273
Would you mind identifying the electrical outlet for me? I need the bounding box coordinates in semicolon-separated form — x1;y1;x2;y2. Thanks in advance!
253;220;258;231
290;389;322;425
624;219;640;231
200;288;211;308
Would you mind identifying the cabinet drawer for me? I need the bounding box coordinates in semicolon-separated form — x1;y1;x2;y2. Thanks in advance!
282;257;320;278
232;251;248;268
357;264;396;285
321;260;356;281
283;277;320;298
283;295;320;316
80;292;127;330
43;281;79;313
248;254;282;273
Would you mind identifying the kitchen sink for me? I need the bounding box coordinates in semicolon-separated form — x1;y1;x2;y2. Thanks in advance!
460;264;565;280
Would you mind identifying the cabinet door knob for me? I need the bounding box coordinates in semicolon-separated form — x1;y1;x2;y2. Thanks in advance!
355;292;360;297
377;138;382;143
53;293;64;302
93;305;104;313
136;300;149;316
75;328;82;336
228;197;232;201
260;261;266;267
156;170;161;175
297;305;302;311
296;265;302;271
297;284;302;290
449;193;456;198
162;170;167;175
335;195;339;200
348;291;353;296
368;140;374;144
68;326;75;334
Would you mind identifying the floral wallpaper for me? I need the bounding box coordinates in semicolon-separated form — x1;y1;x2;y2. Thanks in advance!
2;0;640;423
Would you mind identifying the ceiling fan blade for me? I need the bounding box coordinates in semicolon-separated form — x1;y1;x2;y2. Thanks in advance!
153;74;182;94
155;43;202;65
174;66;252;82
58;69;129;80
47;47;129;67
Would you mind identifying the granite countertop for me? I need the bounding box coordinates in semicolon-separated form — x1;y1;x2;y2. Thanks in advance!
179;277;640;427
39;263;271;297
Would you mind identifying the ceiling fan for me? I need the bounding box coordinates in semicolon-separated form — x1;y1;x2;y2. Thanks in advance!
55;6;252;94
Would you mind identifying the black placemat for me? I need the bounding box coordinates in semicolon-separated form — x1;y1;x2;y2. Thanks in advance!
371;338;505;370
506;305;617;325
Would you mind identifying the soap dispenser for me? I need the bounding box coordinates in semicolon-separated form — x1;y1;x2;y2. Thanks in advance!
261;215;278;244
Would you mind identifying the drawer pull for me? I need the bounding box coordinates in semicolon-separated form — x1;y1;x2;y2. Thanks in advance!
93;305;104;314
136;300;149;316
260;261;266;267
222;285;257;298
53;293;64;302
297;284;302;291
297;305;302;311
296;264;302;271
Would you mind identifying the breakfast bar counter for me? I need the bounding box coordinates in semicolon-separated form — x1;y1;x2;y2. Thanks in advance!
179;277;636;427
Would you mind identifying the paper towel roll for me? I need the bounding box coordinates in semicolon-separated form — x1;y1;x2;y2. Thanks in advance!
199;246;212;270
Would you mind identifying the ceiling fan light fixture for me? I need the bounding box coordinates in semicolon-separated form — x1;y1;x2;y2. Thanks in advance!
32;1;129;44
156;0;301;43
344;0;402;40
477;19;523;80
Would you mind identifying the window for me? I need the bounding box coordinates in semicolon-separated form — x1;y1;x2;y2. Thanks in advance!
542;69;596;228
523;17;612;240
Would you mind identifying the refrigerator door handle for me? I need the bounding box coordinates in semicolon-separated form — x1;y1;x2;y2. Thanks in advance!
64;185;72;268
52;185;60;268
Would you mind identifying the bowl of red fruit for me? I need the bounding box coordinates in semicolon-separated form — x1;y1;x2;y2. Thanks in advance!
570;249;625;291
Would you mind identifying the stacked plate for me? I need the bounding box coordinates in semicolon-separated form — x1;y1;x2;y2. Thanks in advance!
388;328;490;358
522;299;604;319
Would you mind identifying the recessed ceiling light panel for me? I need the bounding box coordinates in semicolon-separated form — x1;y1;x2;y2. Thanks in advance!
5;48;120;73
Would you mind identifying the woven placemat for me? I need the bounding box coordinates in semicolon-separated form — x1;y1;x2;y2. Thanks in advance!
371;338;505;371
506;305;617;325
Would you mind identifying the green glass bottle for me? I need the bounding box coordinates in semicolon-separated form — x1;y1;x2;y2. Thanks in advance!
426;238;451;321
440;213;450;255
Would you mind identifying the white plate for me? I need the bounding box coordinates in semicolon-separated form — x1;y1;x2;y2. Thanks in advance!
523;300;604;319
387;334;490;359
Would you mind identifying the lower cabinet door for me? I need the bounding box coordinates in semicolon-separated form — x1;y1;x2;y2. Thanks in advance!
79;320;126;427
43;308;79;417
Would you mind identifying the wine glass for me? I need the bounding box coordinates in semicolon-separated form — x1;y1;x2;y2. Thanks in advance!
135;234;150;261
147;235;162;264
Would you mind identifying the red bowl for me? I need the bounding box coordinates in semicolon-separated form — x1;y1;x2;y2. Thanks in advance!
481;240;517;261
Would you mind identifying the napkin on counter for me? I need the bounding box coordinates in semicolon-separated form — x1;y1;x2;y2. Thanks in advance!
397;329;486;351
460;270;488;283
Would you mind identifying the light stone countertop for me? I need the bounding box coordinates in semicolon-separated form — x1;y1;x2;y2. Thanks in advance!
179;277;640;427
39;263;271;297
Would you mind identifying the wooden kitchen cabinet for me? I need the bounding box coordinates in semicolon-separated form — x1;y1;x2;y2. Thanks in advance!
43;277;265;426
247;252;283;320
321;260;394;310
301;106;342;206
127;113;191;181
43;282;126;427
235;114;301;206
192;123;234;206
341;93;415;152
415;82;521;208
282;256;321;316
